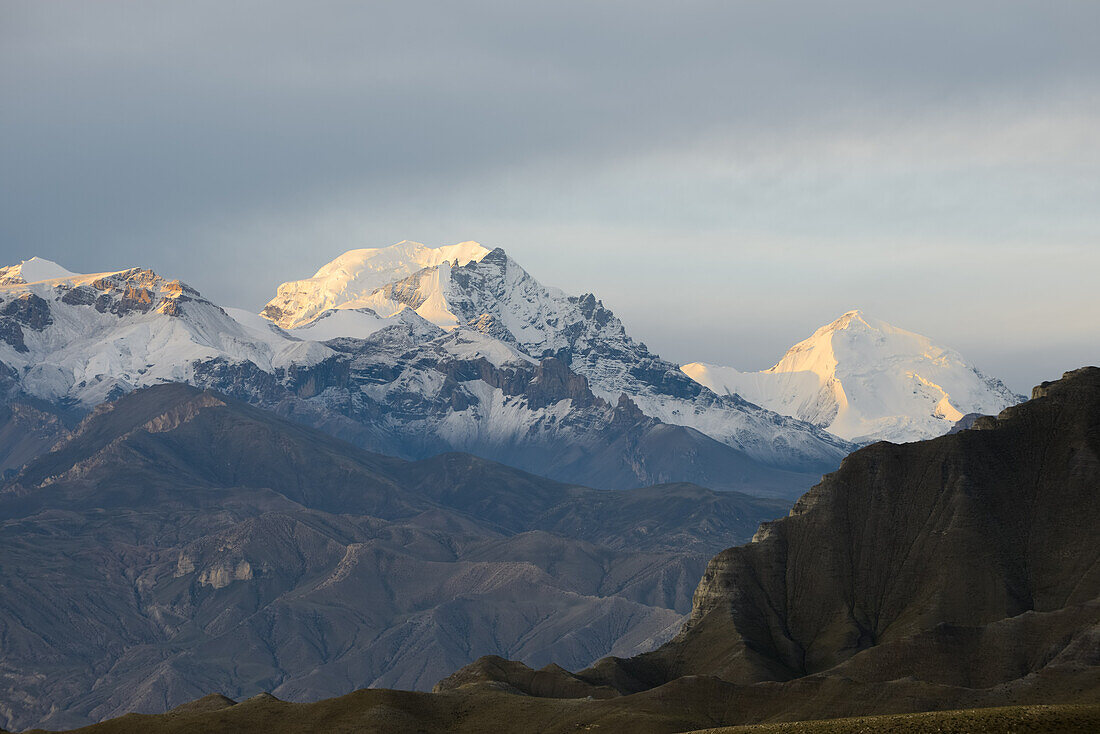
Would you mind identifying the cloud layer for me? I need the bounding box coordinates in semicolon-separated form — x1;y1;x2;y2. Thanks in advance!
2;1;1097;391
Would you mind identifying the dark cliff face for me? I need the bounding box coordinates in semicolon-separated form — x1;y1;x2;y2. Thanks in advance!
577;366;1100;690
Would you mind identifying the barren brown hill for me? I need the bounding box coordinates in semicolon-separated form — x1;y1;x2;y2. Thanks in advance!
0;384;787;731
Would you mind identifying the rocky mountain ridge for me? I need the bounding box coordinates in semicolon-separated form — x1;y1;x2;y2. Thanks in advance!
333;247;855;470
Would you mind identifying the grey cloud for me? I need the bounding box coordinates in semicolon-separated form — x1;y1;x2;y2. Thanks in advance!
1;0;1097;391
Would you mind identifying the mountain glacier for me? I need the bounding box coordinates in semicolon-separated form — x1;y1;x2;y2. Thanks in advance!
682;310;1024;444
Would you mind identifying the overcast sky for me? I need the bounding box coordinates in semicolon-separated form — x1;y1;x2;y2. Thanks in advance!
2;1;1097;392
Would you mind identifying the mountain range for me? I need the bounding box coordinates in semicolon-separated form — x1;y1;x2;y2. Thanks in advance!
0;246;856;500
429;367;1100;728
0;243;1020;499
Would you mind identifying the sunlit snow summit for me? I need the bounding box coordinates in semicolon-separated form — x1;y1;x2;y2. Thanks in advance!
682;310;1023;444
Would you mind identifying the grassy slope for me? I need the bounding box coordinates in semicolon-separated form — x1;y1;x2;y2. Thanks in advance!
690;704;1100;734
22;694;1100;734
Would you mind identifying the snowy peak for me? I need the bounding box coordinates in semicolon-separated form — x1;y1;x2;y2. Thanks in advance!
800;309;882;341
767;309;911;379
0;263;333;407
819;309;868;332
261;240;490;328
0;257;78;285
254;243;853;471
768;310;964;383
683;311;1023;444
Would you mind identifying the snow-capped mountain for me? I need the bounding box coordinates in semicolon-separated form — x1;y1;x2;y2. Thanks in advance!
0;260;330;406
0;250;840;497
265;245;853;471
0;256;77;285
262;240;490;328
682;310;1024;444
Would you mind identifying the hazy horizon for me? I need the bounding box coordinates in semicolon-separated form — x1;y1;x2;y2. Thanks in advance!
3;1;1097;393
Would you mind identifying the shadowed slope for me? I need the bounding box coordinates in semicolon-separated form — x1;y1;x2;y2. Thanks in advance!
424;367;1100;728
0;383;788;731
